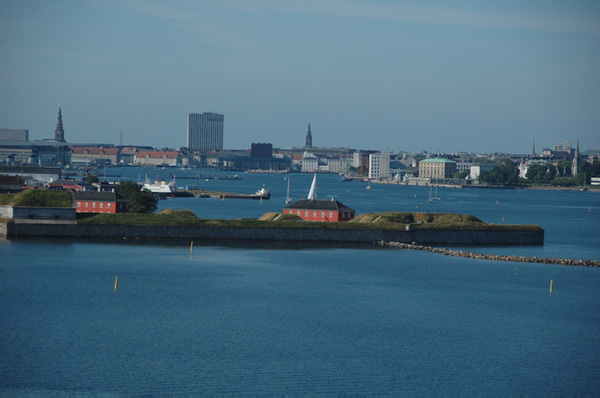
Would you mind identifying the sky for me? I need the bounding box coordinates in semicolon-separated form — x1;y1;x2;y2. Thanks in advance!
1;0;599;154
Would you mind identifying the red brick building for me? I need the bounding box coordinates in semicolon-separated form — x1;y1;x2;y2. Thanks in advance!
73;191;129;214
283;198;355;222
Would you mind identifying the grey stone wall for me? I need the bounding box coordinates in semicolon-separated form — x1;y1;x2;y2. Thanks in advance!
3;223;544;245
0;205;13;218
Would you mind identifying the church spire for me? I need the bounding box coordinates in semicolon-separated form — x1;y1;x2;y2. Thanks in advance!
532;138;536;156
571;138;579;177
54;104;65;142
305;122;313;148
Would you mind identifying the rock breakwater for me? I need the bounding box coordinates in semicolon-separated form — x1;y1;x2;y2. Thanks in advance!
381;241;600;267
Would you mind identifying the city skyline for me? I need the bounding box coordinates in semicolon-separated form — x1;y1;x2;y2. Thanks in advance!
1;1;599;153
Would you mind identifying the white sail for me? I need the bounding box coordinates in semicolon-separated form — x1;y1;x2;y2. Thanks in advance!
307;172;317;200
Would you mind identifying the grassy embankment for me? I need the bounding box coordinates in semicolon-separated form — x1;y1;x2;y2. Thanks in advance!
0;190;74;223
78;209;542;232
0;189;72;207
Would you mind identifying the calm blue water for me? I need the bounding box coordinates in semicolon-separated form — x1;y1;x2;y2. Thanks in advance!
1;167;600;394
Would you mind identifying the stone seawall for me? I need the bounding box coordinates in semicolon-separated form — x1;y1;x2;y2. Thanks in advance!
2;223;544;245
382;241;599;267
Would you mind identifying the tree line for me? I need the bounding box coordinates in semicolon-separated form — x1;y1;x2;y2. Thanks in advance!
479;159;599;186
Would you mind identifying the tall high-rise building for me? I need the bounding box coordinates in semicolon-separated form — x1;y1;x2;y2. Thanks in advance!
187;113;224;151
55;104;66;142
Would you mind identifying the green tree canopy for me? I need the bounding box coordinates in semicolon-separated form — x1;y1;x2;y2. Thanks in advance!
117;180;158;213
479;159;520;186
85;174;100;184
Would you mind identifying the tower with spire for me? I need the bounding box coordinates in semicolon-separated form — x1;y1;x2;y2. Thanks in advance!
532;138;536;157
54;104;66;142
571;138;579;177
305;123;313;148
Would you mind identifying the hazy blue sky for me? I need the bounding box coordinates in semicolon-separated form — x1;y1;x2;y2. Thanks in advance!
1;0;599;153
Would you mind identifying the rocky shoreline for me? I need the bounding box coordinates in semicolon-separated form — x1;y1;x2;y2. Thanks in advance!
381;241;600;267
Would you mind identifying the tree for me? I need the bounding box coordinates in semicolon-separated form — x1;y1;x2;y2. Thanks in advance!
453;170;469;179
479;159;520;185
117;180;158;213
86;174;100;184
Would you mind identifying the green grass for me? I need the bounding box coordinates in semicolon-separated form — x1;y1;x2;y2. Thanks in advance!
76;209;542;232
0;190;72;207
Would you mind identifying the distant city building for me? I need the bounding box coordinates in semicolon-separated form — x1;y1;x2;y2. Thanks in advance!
251;143;273;158
187;113;224;151
305;123;313;148
470;162;498;180
0;125;70;166
301;152;319;172
70;147;120;166
283;198;355;222
353;150;379;175
553;141;571;153
368;152;390;179
0;129;29;141
418;158;457;179
326;156;353;174
0;165;61;184
54;104;66;142
134;150;181;167
455;162;473;173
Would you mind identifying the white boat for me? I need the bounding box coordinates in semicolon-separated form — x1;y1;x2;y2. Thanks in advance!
255;184;270;198
143;180;177;194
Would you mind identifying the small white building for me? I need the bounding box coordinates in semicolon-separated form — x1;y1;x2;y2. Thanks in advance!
470;162;498;180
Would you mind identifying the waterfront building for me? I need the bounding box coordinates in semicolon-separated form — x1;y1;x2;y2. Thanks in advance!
0;128;70;166
283;198;355;222
368;152;390;179
301;152;319;172
0;165;61;184
134;151;181;167
73;191;129;214
455;162;473;174
418;158;457;179
187;113;224;151
70;147;120;167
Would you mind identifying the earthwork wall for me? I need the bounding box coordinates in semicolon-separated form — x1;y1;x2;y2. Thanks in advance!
2;223;544;245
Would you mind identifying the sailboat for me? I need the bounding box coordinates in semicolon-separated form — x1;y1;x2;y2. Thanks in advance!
428;185;440;203
308;172;317;200
286;176;292;204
